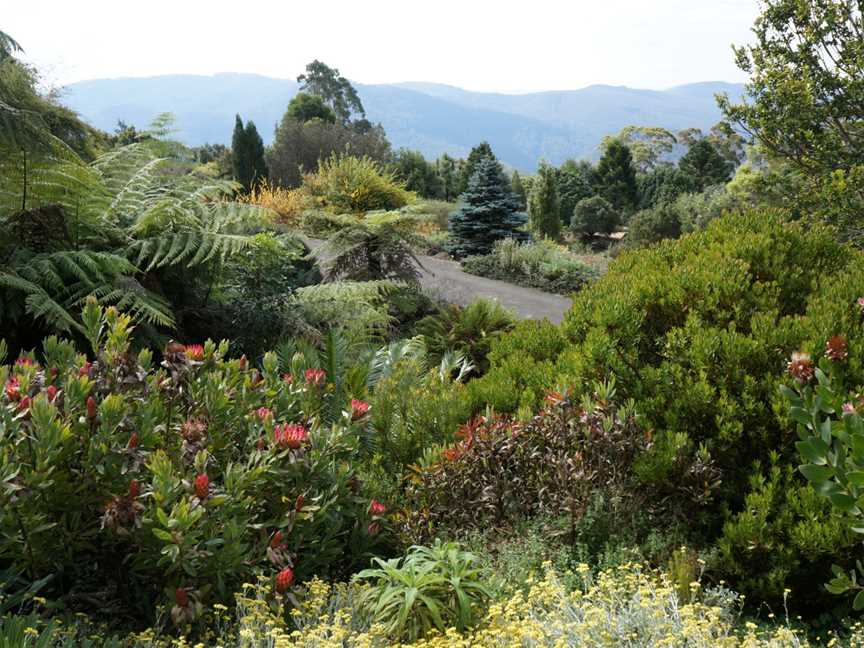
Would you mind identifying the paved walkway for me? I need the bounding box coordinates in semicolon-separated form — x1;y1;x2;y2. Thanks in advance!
304;238;572;324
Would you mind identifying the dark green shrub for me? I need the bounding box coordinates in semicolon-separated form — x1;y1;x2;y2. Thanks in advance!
470;211;864;611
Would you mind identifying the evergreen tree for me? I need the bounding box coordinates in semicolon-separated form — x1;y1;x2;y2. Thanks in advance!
457;141;495;195
556;160;594;225
436;154;458;201
594;139;639;214
448;157;527;258
678;139;732;191
571;195;621;239
511;170;527;209
286;92;336;124
231;115;267;191
527;162;561;239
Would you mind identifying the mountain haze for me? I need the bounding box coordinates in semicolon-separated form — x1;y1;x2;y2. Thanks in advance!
63;74;743;170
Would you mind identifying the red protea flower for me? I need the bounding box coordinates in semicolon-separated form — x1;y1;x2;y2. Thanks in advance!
274;423;308;449
256;407;273;421
275;567;294;593
238;355;248;371
826;335;849;362
86;396;97;419
46;385;58;402
788;352;815;384
129;479;139;498
15;357;34;367
4;377;20;401
295;494;305;511
175;587;189;607
194;473;210;499
369;499;386;516
79;362;93;377
282;373;294;385
18;396;31;413
270;530;284;548
367;522;381;536
350;399;370;420
128;431;139;449
305;368;326;386
443;446;462;462
184;344;205;361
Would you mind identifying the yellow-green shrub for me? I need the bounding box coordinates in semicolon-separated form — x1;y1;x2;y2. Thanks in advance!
304;154;414;215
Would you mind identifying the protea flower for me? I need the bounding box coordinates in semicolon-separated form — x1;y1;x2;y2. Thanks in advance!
256;407;273;421
368;521;381;536
4;377;20;401
275;567;294;593
238;355;248;371
180;418;207;443
826;335;848;362
295;494;305;511
305;368;326;386
274;423;308;450
86;396;97;419
129;479;140;498
369;499;386;516
46;385;58;402
128;431;139;449
18;396;31;413
787;352;814;384
282;373;294;385
270;530;285;548
350;399;370;420
15;357;34;367
79;362;93;377
194;473;210;499
184;344;205;361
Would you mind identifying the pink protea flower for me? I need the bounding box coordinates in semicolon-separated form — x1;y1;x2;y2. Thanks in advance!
826;335;849;362
275;567;294;593
282;373;294;385
788;352;815;384
350;399;370;420
18;396;31;412
369;499;386;516
79;362;93;377
305;368;326;386
4;377;20;401
184;344;205;361
256;407;273;421
274;423;308;450
194;473;210;499
15;357;34;367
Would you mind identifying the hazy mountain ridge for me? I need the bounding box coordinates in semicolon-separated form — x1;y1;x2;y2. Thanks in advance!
63;74;744;170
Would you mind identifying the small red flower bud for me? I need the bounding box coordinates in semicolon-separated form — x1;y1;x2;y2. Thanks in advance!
129;431;139;449
369;499;386;516
18;396;31;412
49;367;58;379
368;521;381;536
275;567;294;593
256;407;273;421
238;355;248;371
282;373;294;385
270;530;284;548
129;479;139;498
15;357;34;367
46;385;58;402
194;473;210;499
5;377;21;401
79;362;92;377
86;396;97;420
175;587;189;607
295;494;305;511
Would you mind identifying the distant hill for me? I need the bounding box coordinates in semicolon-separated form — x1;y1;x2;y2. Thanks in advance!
62;74;744;171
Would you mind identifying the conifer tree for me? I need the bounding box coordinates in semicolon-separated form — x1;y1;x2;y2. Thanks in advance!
457;141;495;195
678;139;732;190
231;115;267;191
511;170;527;209
448;157;527;258
527;162;561;239
594;139;639;214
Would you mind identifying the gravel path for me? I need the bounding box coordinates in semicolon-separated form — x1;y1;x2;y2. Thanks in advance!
304;238;572;324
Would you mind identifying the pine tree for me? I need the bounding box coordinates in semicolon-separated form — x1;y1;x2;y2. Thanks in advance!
511;170;527;209
231;115;267;191
448;157;527;258
678;139;732;191
594;139;639;214
527;162;561;239
457;141;495;195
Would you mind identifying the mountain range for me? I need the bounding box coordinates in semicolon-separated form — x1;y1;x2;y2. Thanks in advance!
62;74;745;171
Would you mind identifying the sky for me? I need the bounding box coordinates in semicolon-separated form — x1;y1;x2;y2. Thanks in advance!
6;0;760;92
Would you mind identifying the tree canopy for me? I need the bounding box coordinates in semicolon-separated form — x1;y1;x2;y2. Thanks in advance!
297;60;366;125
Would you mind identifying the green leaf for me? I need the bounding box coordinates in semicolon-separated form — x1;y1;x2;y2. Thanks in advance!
854;590;864;611
799;464;834;484
830;491;857;512
796;440;828;465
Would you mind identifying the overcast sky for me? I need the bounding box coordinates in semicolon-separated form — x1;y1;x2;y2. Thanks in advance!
6;0;759;92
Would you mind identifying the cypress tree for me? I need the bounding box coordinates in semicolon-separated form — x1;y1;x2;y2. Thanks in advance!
527;162;561;239
448;157;527;258
511;170;527;209
594;139;639;214
244;120;268;189
231;115;268;191
231;115;250;189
